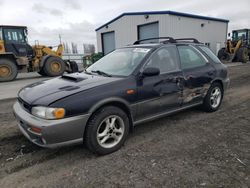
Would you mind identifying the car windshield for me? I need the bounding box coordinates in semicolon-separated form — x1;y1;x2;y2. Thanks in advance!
86;48;151;76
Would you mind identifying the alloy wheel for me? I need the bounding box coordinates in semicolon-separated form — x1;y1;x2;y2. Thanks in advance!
210;87;222;108
97;115;125;148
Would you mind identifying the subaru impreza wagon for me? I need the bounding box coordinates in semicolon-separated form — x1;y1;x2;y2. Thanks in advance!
13;37;229;155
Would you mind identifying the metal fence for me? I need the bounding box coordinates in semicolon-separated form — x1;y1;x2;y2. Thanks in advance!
62;53;85;71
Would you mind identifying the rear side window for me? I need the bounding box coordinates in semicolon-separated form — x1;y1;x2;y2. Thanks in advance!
199;46;221;64
177;45;207;69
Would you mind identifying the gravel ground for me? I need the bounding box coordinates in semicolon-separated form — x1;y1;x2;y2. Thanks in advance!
0;64;250;188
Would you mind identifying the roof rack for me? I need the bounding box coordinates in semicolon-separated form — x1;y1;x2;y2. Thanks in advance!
175;38;200;43
133;37;176;45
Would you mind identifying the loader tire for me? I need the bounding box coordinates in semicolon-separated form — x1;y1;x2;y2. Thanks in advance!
38;68;47;76
218;48;230;61
236;47;248;63
43;56;66;77
65;60;79;73
0;58;18;82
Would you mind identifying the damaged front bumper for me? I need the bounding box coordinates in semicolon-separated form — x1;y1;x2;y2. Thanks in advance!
13;101;90;148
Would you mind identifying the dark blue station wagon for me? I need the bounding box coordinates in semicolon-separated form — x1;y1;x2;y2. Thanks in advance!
14;37;230;155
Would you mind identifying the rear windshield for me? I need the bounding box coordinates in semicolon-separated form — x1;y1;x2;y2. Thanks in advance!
199;46;221;64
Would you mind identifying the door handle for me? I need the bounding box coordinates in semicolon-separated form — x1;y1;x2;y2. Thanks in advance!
173;76;182;83
173;77;183;89
164;76;183;83
185;75;194;80
208;71;214;76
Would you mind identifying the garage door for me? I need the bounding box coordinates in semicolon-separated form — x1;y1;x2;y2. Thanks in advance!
138;22;159;43
102;32;115;55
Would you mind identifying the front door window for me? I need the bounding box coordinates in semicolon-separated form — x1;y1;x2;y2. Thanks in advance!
145;46;179;73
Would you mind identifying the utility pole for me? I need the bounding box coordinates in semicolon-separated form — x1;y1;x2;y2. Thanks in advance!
59;34;62;44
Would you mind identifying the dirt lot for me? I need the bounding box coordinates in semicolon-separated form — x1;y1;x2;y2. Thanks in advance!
0;64;250;188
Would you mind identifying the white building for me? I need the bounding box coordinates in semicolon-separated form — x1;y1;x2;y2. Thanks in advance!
96;11;229;55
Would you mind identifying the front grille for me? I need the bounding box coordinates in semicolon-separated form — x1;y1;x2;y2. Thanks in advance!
18;97;32;113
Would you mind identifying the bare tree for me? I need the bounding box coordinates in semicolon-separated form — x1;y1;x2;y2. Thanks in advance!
63;42;71;54
71;42;78;54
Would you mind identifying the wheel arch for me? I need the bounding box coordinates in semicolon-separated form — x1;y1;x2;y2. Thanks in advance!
87;98;134;132
211;79;224;90
0;53;17;64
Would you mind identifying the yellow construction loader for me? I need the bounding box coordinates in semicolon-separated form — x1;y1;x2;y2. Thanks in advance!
218;28;250;63
0;25;77;82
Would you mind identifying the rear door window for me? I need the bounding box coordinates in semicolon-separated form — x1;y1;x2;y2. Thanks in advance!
177;45;207;69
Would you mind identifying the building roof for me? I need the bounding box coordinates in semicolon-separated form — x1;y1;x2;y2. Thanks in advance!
95;10;229;31
0;25;27;29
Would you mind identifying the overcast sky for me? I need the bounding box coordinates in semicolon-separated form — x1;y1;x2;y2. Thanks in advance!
0;0;249;53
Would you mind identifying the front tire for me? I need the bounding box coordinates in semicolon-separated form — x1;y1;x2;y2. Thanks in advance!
85;106;130;155
236;47;248;63
38;68;47;76
202;83;223;112
0;58;18;82
43;56;66;77
218;48;230;61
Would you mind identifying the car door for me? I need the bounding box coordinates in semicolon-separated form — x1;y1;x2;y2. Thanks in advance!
177;45;216;105
136;46;183;121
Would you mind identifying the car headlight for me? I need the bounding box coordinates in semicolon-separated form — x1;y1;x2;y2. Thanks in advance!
31;106;65;120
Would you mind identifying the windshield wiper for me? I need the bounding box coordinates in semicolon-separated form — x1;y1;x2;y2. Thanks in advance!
84;70;92;75
91;70;112;77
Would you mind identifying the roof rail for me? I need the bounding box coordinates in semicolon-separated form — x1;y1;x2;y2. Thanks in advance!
175;38;200;43
133;37;176;45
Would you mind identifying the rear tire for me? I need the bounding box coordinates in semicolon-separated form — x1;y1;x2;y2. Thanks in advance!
85;106;130;155
202;83;223;112
65;60;79;73
218;48;230;61
43;56;66;77
0;58;18;82
236;47;248;63
38;68;47;76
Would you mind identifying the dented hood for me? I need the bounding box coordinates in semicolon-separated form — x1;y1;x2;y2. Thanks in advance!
18;73;122;106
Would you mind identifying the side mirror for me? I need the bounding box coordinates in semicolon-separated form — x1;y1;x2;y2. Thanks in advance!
142;67;160;77
228;33;231;37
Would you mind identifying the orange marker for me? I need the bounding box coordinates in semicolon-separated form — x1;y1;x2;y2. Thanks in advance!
126;89;135;95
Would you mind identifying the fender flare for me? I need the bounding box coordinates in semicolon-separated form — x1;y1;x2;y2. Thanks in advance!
88;97;131;114
211;78;225;90
0;52;17;60
88;97;135;130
